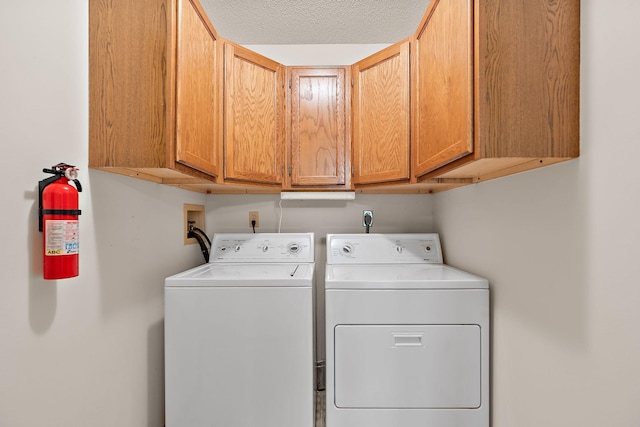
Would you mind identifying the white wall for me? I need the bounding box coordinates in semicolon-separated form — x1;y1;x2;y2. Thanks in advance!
0;1;206;425
3;0;637;426
433;1;640;425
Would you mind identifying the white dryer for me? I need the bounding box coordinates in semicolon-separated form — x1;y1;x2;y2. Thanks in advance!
325;233;489;427
165;233;315;427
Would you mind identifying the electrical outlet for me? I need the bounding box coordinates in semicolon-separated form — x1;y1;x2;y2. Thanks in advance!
249;211;260;228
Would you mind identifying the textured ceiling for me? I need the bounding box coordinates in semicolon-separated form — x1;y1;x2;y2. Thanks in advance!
199;0;430;44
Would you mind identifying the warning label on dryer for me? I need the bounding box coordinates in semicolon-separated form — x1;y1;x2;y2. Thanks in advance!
45;220;79;256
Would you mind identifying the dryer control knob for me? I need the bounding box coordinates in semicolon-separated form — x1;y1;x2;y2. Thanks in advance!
395;245;403;254
342;244;353;255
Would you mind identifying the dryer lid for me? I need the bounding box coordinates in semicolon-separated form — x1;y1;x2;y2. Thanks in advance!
325;264;487;289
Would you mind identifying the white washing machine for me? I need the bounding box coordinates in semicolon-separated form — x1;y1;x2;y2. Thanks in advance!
165;233;315;427
325;233;489;427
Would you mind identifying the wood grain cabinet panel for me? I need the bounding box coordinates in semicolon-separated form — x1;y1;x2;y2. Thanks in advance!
175;0;220;175
224;43;285;185
412;0;580;184
413;0;473;178
89;0;222;186
90;0;579;194
352;40;410;185
288;67;349;188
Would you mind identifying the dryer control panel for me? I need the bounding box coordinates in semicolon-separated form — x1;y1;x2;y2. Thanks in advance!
327;234;443;264
211;233;314;263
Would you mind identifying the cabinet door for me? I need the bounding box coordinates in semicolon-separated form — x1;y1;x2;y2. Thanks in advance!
175;0;220;176
289;67;348;187
352;40;410;185
89;0;173;170
224;43;284;185
413;0;473;178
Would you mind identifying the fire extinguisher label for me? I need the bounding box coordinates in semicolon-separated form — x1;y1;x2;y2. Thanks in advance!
45;220;79;256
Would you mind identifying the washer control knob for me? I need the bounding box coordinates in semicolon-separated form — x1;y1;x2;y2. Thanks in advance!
288;243;300;254
235;245;241;252
395;245;403;254
342;244;353;255
262;245;269;252
425;246;432;253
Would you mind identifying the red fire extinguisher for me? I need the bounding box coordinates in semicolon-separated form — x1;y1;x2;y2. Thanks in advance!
39;163;82;280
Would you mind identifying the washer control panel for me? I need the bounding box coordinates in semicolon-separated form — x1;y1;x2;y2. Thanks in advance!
211;233;314;263
327;234;443;264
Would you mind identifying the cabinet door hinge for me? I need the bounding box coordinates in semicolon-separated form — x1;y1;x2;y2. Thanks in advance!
351;77;354;87
282;166;285;176
288;166;292;176
282;78;285;88
351;165;355;176
289;79;292;89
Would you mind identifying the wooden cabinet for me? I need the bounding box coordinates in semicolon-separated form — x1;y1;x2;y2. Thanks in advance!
287;67;350;189
89;0;222;187
175;0;220;175
413;0;473;178
413;0;580;184
223;42;285;186
352;40;410;185
90;0;579;194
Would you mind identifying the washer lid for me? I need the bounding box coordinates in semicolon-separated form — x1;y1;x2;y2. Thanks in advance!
165;262;314;287
325;264;487;289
